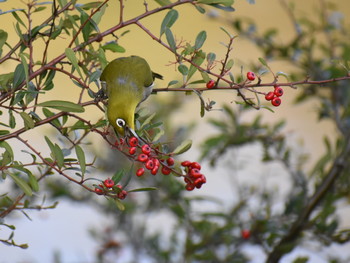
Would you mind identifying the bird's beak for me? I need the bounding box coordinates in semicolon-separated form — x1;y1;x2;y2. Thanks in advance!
125;126;139;140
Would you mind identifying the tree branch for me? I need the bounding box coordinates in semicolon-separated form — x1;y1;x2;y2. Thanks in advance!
266;132;350;262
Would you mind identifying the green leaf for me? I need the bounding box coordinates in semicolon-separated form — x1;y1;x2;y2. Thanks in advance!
45;136;64;168
19;112;35;129
13;63;25;89
77;7;92;42
14;22;24;42
128;187;157;193
207;52;216;65
112;170;124;185
75;145;86;175
167;80;179;87
188;51;206;80
42;108;61;127
165;28;176;52
160;9;179;36
261;105;275;113
152;128;164;142
102;42;126;53
53;144;64;168
200;71;211;83
0;72;13;92
0;29;8;52
28;173;39;192
9;173;32;196
194;31;207;50
154;0;172;6
178;64;189;76
173;139;192;155
194;5;206;14
65;48;83;79
140;112;156;129
0;130;9;135
98;47;107;69
258;57;268;66
225;58;234;70
0;141;14;165
220;26;234;38
276;71;289;80
9;110;16;128
197;0;234;6
37;100;85;113
193;89;206;117
114;199;125;211
210;4;235;11
57;0;68;8
11;11;26;28
43;69;56;91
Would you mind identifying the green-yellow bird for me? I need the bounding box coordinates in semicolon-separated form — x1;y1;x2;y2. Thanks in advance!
100;56;162;136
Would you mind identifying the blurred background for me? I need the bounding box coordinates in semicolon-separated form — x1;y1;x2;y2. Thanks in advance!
0;0;350;262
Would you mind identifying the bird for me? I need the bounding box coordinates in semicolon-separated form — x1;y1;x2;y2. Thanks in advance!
100;56;162;136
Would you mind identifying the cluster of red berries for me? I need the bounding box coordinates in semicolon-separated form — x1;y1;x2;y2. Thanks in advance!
116;136;207;191
94;178;128;199
125;136;174;177
265;85;284;107
181;160;206;191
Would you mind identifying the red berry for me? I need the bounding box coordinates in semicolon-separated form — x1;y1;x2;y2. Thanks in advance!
195;181;204;189
129;146;137;155
145;159;154;170
265;91;275;101
190;168;202;178
141;144;151;155
241;229;251;239
185;183;195;191
181;160;191;167
94;186;104;195
151;165;159;175
206;79;215;89
136;167;145;177
166;157;175;166
246;71;256;81
137;153;149;162
161;166;171;175
153;158;160;168
129;137;139;147
118;190;128;200
103;178;115;188
271;97;282;107
274;86;284;97
190;162;201;170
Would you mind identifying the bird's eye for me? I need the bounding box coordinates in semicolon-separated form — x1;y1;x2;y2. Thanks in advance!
116;118;126;128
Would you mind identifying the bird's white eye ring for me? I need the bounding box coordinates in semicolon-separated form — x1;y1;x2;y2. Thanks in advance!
116;118;126;128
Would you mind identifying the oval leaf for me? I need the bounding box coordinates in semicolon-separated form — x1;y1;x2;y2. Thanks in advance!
173;139;192;155
9;173;32;196
178;64;189;76
75;145;86;175
160;9;179;36
19;112;35;129
165;28;176;52
128;187;157;193
65;48;83;79
194;31;207;50
37;100;85;113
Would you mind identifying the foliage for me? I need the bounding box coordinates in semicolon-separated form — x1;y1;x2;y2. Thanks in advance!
0;0;350;262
